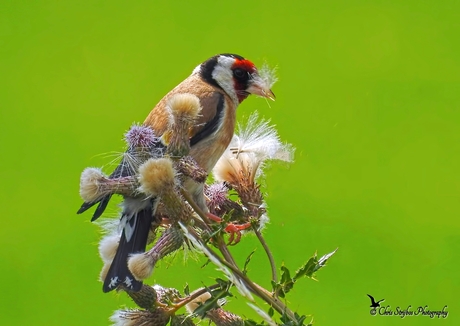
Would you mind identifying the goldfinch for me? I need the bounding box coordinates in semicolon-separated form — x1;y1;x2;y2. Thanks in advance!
78;53;275;292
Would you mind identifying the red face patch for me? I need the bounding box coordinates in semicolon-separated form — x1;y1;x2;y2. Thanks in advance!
232;59;256;74
231;59;257;103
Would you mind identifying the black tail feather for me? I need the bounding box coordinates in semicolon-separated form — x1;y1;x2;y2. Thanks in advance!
90;195;112;221
102;205;154;293
76;201;95;215
76;194;113;222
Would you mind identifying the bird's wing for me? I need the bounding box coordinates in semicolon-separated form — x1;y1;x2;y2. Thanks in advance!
144;74;227;145
190;91;225;146
143;74;223;137
367;294;376;304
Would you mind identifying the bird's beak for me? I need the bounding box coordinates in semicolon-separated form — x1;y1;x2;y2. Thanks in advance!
247;83;276;101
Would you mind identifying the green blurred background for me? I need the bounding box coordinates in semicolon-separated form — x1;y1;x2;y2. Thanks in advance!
1;0;459;325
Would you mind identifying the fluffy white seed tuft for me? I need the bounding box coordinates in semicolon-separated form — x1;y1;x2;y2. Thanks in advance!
110;308;170;326
213;153;245;185
138;158;176;196
258;63;278;89
98;234;119;263
167;93;202;123
79;167;106;202
110;310;133;326
258;212;270;231
213;112;294;184
99;263;111;283
128;253;155;281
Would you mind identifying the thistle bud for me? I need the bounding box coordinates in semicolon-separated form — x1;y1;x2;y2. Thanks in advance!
126;284;158;310
171;315;196;326
110;308;170;326
213;112;294;213
79;167;139;202
123;124;165;176
128;226;184;281
79;168;106;203
205;183;245;221
138;158;176;197
124;124;158;150
207;308;244;326
163;93;202;157
138;157;194;223
175;156;208;183
152;285;181;305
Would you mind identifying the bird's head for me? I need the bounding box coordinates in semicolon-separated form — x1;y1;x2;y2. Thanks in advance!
194;53;276;104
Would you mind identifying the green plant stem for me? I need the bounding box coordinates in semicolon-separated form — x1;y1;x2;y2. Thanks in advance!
219;250;298;324
253;225;278;284
189;227;298;324
181;188;238;268
181;189;298;324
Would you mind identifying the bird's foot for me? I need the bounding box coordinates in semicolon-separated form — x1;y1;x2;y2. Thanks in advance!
225;222;251;245
206;213;251;245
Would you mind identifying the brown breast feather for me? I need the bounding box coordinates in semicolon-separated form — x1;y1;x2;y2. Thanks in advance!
143;74;237;171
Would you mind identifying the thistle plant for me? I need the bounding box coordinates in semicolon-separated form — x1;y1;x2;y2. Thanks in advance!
79;103;337;325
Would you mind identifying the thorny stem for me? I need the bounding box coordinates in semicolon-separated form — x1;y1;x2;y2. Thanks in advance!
181;189;298;323
220;255;297;322
180;189;238;268
186;225;298;325
101;180;295;322
91;157;208;199
252;225;278;284
214;236;238;270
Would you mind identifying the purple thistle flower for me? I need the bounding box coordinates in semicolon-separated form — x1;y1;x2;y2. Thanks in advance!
124;124;158;148
205;183;229;209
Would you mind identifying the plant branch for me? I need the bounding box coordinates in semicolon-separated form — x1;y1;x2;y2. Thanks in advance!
190;228;298;324
180;188;238;269
181;189;297;323
253;225;278;284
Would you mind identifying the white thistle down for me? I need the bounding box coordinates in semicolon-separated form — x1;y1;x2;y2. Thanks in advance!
93;218;121;263
213;111;294;184
110;309;169;326
257;63;278;90
98;233;119;263
110;309;145;326
110;310;136;326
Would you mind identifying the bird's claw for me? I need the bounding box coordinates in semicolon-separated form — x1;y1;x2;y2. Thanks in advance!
206;213;251;245
225;222;251;245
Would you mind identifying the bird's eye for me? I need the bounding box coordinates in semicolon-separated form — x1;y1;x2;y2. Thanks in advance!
233;68;247;79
